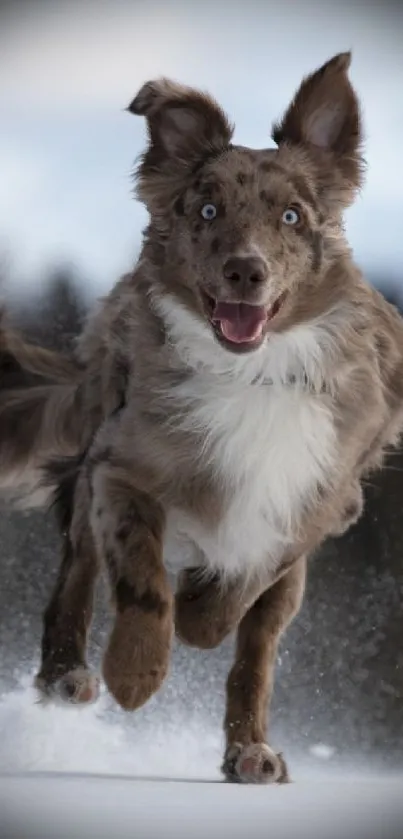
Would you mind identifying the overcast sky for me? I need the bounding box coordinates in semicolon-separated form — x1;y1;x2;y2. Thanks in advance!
1;0;402;298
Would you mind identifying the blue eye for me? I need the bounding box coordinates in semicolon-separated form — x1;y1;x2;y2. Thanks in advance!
201;203;217;220
282;207;300;225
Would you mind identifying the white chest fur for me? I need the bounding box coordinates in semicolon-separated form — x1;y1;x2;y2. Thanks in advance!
157;294;338;583
163;376;336;583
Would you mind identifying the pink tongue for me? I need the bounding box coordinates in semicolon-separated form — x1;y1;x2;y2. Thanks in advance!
212;302;267;344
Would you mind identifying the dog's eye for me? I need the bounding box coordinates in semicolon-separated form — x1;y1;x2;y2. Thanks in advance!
282;207;300;226
201;203;217;221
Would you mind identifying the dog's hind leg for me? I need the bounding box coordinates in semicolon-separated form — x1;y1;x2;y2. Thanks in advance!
35;466;101;704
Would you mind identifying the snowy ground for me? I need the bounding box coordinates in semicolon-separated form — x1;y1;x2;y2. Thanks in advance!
3;772;403;839
1;668;403;839
0;671;223;781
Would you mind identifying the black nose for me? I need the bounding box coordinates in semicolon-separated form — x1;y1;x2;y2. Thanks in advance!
223;255;268;287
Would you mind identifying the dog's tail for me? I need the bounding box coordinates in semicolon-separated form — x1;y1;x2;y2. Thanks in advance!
0;382;87;505
0;306;80;388
0;308;88;505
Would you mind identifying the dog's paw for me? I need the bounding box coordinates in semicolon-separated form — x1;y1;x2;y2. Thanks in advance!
35;666;100;705
222;742;290;785
102;610;172;711
102;651;168;712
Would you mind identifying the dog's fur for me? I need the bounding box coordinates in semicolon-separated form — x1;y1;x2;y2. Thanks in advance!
0;308;81;499
1;52;403;783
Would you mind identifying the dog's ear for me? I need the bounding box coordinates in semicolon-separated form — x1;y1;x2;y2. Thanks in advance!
128;78;233;168
272;53;365;203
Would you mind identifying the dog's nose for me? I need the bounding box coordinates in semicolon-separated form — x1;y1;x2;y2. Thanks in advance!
223;256;268;288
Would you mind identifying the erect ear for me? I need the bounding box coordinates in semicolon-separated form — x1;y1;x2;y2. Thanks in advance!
272;52;365;198
127;78;234;168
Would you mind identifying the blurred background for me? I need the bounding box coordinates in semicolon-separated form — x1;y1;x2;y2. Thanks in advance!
1;0;403;782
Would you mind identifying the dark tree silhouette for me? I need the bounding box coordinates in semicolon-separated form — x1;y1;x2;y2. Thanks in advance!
9;266;88;353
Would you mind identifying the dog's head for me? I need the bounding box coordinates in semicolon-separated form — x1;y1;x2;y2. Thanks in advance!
128;53;364;354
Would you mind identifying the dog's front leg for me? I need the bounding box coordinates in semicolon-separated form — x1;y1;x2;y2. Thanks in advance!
175;557;297;649
89;456;173;711
175;567;250;649
222;556;306;784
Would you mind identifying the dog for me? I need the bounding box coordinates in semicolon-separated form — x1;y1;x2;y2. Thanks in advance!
1;51;403;784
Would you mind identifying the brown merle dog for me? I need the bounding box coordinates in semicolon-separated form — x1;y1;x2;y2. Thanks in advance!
1;53;403;783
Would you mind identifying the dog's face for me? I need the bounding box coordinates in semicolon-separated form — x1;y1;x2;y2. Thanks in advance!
129;53;364;354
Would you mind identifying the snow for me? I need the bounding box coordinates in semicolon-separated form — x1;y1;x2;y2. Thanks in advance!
2;673;403;839
2;771;403;839
0;671;221;780
0;669;365;781
309;743;336;760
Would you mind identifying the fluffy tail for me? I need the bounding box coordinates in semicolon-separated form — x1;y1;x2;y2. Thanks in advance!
0;308;85;505
0;306;80;388
0;383;85;504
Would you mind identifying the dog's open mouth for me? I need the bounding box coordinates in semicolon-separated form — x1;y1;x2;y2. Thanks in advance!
202;292;285;349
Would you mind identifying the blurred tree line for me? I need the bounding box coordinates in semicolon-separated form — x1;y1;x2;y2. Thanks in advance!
5;267;88;353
